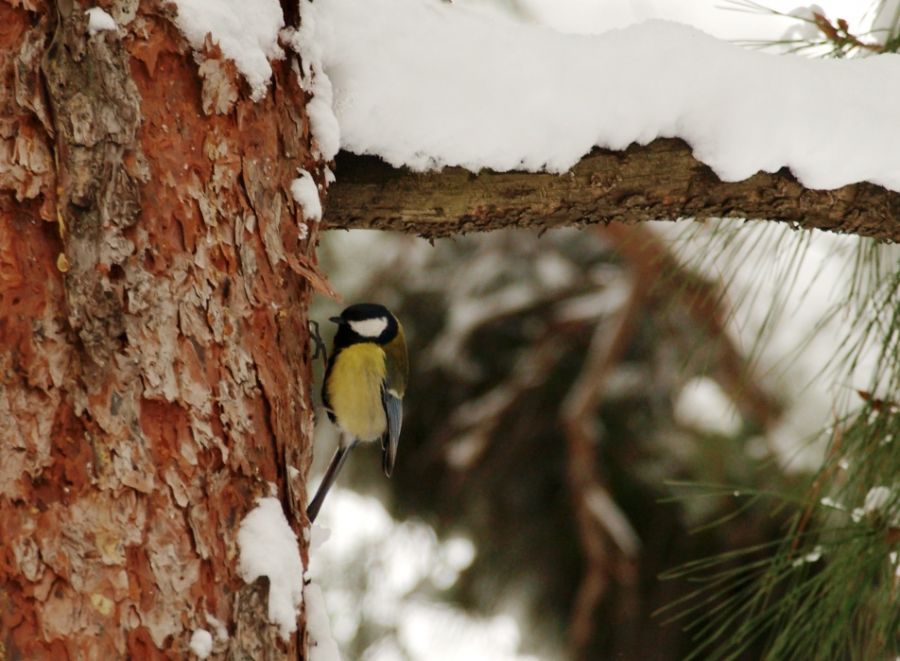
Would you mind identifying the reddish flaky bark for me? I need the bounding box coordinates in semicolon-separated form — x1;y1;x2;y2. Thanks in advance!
1;0;326;657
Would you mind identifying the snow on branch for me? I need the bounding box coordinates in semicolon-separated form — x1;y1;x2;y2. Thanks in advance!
315;0;900;191
315;0;900;190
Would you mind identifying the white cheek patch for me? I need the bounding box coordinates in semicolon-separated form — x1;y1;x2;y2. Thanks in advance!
348;317;388;338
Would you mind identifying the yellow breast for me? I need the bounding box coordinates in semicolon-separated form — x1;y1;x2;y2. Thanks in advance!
326;343;387;443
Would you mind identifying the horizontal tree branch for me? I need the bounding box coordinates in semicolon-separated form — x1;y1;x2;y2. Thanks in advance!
324;138;900;242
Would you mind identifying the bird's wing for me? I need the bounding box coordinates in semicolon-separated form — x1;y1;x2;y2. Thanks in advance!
381;389;403;477
381;321;407;477
321;344;340;424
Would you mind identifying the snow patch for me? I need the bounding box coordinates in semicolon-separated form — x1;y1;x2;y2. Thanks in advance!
189;629;213;659
313;0;900;191
171;0;284;101
674;377;742;436
863;486;898;524
237;497;304;639
864;485;893;514
205;613;229;642
282;0;341;159
86;7;117;35
309;523;332;551
291;170;323;222
791;544;824;567
852;485;898;524
305;582;342;661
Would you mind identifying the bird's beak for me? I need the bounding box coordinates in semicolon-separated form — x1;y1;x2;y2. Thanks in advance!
329;316;343;324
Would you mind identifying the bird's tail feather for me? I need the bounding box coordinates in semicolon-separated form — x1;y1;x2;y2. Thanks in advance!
306;442;355;523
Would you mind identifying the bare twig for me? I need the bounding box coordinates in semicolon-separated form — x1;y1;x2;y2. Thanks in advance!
560;283;646;659
443;332;567;472
811;12;884;54
598;223;783;431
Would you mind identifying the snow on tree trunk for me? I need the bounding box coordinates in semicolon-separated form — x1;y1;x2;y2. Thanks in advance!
0;0;323;657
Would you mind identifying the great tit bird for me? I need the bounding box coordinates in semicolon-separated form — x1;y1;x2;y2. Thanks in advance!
306;303;408;522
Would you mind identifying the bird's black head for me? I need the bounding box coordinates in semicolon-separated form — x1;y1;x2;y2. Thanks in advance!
330;303;399;346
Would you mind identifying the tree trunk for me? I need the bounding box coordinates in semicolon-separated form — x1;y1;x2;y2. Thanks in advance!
325;144;900;242
1;0;324;657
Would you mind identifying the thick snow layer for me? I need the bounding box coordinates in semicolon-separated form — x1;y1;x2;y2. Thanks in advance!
237;497;304;640
314;0;900;190
498;0;869;41
189;629;213;659
172;0;284;101
291;170;323;222
86;7;116;35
